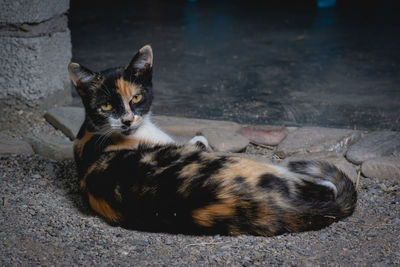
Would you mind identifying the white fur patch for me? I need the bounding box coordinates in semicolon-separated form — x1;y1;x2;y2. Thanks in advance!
132;114;174;144
188;136;209;147
317;180;338;198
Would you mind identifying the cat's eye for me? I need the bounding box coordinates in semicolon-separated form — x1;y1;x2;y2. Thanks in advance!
100;103;112;111
132;94;143;104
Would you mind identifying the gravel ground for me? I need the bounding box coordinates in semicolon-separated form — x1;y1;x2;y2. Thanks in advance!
1;154;399;266
1;109;400;266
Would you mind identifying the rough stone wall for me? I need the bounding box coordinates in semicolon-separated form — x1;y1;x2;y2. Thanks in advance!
0;0;72;108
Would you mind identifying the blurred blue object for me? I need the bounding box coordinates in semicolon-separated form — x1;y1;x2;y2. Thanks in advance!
317;0;336;8
188;0;197;3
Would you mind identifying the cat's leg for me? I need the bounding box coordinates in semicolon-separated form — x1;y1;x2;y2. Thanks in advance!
188;135;213;152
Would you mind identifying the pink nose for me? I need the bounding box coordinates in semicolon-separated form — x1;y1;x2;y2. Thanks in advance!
121;116;134;126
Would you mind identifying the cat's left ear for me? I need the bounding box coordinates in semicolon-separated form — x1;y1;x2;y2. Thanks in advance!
68;63;101;97
124;45;153;80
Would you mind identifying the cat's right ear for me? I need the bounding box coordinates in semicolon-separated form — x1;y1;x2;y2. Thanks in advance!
68;63;99;97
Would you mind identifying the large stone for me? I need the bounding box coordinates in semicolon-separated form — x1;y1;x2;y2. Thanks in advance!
198;128;249;153
152;115;241;138
346;131;400;165
0;0;69;24
237;126;288;146
25;133;73;161
282;151;358;183
0;31;72;108
361;157;400;181
275;127;361;159
0;131;34;155
45;107;85;140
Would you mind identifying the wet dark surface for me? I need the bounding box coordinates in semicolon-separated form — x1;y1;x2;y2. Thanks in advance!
69;0;400;130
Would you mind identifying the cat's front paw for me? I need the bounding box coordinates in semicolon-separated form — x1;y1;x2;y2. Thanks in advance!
188;135;213;152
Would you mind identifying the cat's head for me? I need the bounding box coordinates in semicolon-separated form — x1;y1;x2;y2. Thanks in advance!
68;45;154;136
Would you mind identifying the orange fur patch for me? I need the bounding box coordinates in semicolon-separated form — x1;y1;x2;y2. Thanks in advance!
192;199;237;227
105;133;156;152
104;134;141;152
105;140;140;152
88;193;121;223
215;157;281;186
116;78;140;104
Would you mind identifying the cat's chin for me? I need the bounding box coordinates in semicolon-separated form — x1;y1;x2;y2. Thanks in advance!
121;128;136;136
121;124;143;136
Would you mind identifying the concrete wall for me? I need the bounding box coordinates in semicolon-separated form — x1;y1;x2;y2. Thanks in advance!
0;0;72;109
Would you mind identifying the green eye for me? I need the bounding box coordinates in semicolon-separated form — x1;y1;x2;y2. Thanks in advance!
132;94;143;104
100;103;112;111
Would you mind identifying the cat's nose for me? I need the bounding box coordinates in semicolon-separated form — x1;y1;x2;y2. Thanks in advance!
121;116;133;126
122;120;132;126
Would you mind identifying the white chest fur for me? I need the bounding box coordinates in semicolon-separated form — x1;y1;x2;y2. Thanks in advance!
131;115;175;144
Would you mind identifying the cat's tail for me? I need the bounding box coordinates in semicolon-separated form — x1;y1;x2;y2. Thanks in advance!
281;160;357;232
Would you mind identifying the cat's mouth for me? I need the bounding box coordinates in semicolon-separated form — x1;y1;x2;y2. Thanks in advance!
121;125;138;135
122;129;134;135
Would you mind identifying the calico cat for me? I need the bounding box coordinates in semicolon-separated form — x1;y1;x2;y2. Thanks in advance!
68;45;357;236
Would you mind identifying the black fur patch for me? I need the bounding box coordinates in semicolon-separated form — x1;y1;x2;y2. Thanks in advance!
257;174;289;194
288;161;310;174
235;176;245;183
296;181;335;202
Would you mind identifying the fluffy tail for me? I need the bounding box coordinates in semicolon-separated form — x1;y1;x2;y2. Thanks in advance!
285;160;357;232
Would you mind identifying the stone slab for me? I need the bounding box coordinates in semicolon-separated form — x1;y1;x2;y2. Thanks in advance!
0;31;72;107
0;131;34;155
170;135;190;145
282;151;358;183
152;115;241;138
275;127;362;159
198;128;249;153
346;131;400;165
237;126;288;146
0;0;69;24
25;133;73;161
45;107;85;140
361;157;400;181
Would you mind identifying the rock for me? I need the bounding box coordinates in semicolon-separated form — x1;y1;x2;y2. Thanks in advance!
171;135;190;145
25;133;73;160
152;115;241;138
0;131;34;155
346;131;400;165
198;128;249;153
281;151;358;183
44;107;85;140
275;127;362;159
214;152;273;165
237;126;288;146
0;31;72;109
361;157;400;181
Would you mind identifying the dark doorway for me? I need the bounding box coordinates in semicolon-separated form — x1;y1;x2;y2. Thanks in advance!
69;0;400;130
